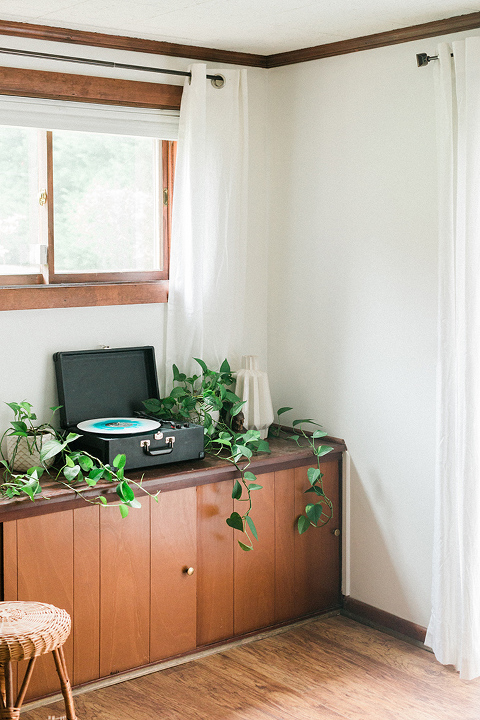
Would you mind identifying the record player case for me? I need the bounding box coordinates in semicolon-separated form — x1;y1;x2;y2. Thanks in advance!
53;346;204;470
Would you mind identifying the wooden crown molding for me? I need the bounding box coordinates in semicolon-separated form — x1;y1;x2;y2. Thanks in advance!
0;19;268;68
267;12;480;67
0;11;479;72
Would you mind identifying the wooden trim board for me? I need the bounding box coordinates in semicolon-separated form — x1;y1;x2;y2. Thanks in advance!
0;12;479;69
342;596;427;645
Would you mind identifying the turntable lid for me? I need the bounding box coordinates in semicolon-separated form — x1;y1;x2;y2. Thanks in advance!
54;346;160;429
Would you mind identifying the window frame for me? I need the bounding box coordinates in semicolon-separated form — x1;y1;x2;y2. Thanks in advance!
0;65;182;311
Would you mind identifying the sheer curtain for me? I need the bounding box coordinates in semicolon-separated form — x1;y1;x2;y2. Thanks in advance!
165;63;248;385
426;38;480;680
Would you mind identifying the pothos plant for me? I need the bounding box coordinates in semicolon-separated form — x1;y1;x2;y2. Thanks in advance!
0;402;158;517
144;358;334;550
144;358;269;550
275;407;334;534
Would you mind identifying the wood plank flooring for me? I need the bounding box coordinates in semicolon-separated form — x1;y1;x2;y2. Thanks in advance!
21;615;480;720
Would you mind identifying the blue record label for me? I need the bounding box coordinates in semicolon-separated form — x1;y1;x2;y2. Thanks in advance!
77;417;160;435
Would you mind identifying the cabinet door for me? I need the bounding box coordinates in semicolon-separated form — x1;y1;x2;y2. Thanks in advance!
275;459;342;622
100;499;150;677
234;472;275;635
294;459;342;617
150;486;197;661
196;480;234;646
3;511;74;701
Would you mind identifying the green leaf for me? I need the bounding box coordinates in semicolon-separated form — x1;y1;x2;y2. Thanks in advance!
243;471;257;481
292;418;318;427
305;486;324;495
65;455;75;468
307;467;321;485
173;364;186;382
65;432;80;443
305;502;323;526
170;386;187;399
11;421;28;434
225;391;241;403
232;480;243;500
238;540;252;551
298;515;310;534
247;483;263;491
127;498;142;509
220;359;231;374
231;400;247;417
98;496;108;505
255;439;271;453
40;439;65;462
314;445;334;457
232;444;252;461
119;503;129;518
117;480;135;503
246;515;258;540
78;455;94;472
143;398;163;413
113;454;126;470
288;435;300;445
194;358;208;374
63;465;81;482
277;407;293;416
312;430;328;439
88;468;105;481
226;511;244;532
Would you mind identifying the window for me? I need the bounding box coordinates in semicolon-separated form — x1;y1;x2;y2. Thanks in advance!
0;67;181;310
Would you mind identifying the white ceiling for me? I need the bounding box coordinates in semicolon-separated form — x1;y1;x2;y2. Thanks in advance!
0;0;478;54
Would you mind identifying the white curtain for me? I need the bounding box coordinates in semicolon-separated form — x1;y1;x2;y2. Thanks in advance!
426;38;480;680
165;63;248;385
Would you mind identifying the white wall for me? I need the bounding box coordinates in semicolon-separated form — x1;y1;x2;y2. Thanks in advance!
0;37;268;430
267;31;476;627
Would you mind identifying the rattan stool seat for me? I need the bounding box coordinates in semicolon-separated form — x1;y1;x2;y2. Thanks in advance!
0;602;71;663
0;601;77;720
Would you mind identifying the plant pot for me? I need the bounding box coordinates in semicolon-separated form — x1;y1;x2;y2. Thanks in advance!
6;432;55;472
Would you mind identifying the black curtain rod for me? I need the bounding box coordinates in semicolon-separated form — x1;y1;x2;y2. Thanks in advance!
416;52;454;67
0;46;225;87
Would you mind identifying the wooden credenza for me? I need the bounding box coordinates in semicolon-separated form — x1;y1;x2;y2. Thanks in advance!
0;437;344;702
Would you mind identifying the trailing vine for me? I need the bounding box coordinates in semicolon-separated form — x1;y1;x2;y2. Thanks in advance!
0;403;159;516
276;407;334;534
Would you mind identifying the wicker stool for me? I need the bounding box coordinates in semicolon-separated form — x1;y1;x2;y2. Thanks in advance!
0;601;77;720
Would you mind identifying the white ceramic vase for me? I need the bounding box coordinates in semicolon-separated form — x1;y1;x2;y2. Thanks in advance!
234;356;274;440
6;432;55;472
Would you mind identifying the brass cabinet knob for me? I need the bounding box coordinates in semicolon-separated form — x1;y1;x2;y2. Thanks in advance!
184;567;195;576
333;529;341;537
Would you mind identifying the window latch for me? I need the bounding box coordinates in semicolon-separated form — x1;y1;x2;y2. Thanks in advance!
163;188;168;206
38;189;47;206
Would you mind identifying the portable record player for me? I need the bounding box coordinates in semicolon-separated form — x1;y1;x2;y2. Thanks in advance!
53;346;204;470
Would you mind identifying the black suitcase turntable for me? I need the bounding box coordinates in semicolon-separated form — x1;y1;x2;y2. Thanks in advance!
53;346;205;471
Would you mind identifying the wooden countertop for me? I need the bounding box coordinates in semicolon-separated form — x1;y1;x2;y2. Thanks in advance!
0;433;346;523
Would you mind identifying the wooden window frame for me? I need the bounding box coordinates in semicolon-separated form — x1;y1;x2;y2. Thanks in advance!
0;66;182;311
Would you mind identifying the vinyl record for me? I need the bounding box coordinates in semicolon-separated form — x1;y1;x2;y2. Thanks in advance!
77;417;160;435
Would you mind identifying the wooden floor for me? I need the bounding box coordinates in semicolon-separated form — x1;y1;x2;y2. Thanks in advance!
21;615;480;720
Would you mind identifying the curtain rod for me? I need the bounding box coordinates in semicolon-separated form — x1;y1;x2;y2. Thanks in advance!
0;46;226;87
416;52;454;67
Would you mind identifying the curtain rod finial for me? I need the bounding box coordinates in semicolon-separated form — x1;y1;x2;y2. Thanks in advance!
416;53;430;67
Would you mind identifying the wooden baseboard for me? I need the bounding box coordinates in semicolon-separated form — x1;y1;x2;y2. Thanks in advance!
342;597;427;644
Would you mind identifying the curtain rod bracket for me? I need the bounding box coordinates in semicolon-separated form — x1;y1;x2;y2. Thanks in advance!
416;52;453;67
416;53;438;67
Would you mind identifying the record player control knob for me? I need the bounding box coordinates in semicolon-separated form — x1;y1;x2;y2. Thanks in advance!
184;567;195;576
